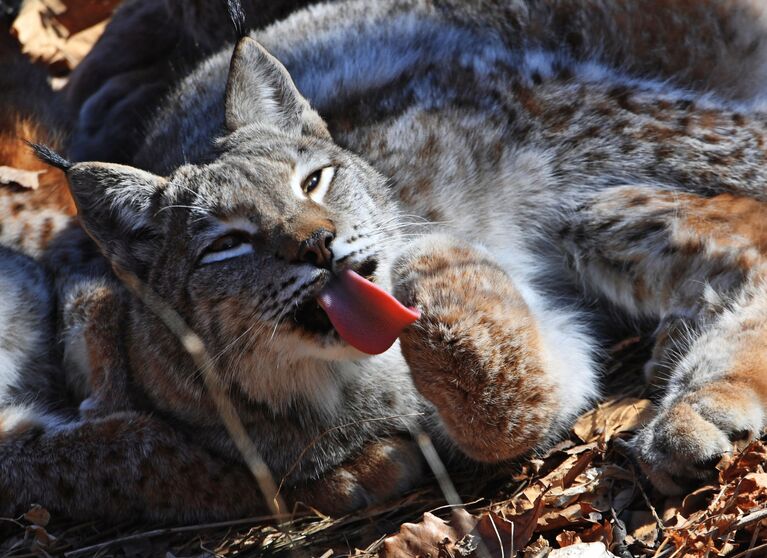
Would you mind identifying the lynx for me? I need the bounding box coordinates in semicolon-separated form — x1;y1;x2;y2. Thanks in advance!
4;0;767;520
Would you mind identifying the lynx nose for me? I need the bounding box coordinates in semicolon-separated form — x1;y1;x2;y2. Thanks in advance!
298;229;335;269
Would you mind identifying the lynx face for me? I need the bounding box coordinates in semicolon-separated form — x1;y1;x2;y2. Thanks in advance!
165;131;401;364
64;38;405;393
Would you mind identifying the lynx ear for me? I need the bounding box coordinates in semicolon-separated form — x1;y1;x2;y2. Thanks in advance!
66;162;167;271
225;37;329;138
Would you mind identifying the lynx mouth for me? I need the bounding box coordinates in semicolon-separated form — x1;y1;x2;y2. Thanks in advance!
293;298;335;334
291;258;379;336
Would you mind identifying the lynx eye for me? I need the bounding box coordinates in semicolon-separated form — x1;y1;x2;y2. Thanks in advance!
301;166;335;201
199;232;254;265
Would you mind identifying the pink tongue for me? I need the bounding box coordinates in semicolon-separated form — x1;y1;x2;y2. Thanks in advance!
317;270;420;355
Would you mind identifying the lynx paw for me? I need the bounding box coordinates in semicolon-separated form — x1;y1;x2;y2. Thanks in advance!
290;437;423;514
634;385;763;494
391;234;557;461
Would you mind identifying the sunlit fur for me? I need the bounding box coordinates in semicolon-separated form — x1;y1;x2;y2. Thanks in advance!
5;0;767;520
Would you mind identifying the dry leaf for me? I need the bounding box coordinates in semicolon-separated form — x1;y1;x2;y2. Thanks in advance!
563;443;599;456
681;485;718;515
0;166;44;189
562;451;595;488
625;511;658;546
740;472;767;492
556;530;582;548
11;0;115;72
381;509;478;558
523;536;552;558
573;398;654;443
474;512;515;556
53;0;118;34
523;483;546;508
27;524;56;547
23;504;50;527
548;542;617;558
719;441;767;483
509;493;548;550
631;523;658;547
579;520;613;547
538;503;598;532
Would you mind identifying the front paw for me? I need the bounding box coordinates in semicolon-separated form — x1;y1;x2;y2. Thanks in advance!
634;385;763;494
391;234;558;461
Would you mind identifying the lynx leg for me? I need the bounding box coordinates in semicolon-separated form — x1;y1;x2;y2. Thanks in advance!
634;272;767;493
565;186;767;492
0;409;424;520
0;411;268;521
61;280;132;418
391;234;598;462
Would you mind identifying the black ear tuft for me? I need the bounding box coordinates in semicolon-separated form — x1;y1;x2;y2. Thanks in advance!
28;142;72;171
226;0;247;39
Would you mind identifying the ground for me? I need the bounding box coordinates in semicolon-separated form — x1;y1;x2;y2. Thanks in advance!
1;2;766;556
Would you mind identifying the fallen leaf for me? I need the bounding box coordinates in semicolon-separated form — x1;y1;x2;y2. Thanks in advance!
740;473;767;493
631;523;658;547
23;504;50;527
562;451;595;488
523;536;552;558
381;509;478;558
681;485;718;515
579;520;614;547
523;483;546;507
53;0;118;34
625;511;658;546
538;503;600;532
556;530;582;548
509;492;547;550
719;441;767;483
11;0;115;73
573;398;654;443
548;542;617;558
0;166;44;189
475;512;515;556
563;443;599;456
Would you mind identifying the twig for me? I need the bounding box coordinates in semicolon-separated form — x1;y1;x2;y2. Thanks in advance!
612;441;666;532
116;269;287;518
744;523;761;558
731;541;767;558
62;514;291;558
651;538;672;558
428;498;485;515
488;511;504;558
408;425;462;508
635;473;665;531
708;506;767;538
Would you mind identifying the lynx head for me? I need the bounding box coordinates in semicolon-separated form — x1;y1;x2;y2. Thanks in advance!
59;38;404;406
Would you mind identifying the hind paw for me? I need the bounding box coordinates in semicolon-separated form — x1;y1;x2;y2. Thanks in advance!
289;437;423;514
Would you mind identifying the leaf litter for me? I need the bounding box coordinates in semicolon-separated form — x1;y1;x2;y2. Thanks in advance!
2;4;767;558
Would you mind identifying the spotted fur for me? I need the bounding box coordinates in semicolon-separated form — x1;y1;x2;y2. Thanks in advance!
6;0;767;519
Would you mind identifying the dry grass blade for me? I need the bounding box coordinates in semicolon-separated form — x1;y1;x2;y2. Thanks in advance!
62;515;285;558
115;268;288;520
